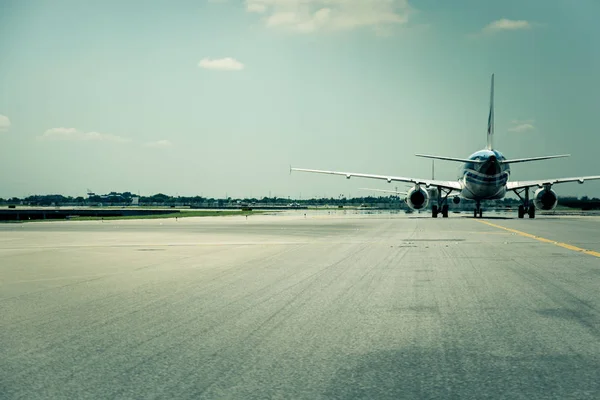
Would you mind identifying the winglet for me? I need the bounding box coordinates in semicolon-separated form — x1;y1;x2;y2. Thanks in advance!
289;165;292;175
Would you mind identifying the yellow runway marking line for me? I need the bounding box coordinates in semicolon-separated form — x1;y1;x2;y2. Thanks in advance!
475;220;600;258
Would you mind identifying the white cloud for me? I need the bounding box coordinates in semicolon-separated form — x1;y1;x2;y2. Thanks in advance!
483;18;531;34
246;0;412;34
0;114;10;132
144;140;173;148
508;119;535;133
247;2;267;13
198;57;245;71
40;127;131;142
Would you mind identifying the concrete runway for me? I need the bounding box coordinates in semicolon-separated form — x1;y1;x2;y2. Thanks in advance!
1;212;600;399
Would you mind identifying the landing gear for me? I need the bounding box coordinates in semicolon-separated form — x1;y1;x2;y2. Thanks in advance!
517;204;535;218
514;188;536;219
431;190;452;218
473;201;483;218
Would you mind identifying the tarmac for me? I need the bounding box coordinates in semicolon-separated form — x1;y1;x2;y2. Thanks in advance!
1;211;600;399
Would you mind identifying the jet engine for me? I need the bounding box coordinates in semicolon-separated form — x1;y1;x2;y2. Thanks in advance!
533;188;558;210
405;185;429;210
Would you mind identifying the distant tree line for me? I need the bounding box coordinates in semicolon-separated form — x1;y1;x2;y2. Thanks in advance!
0;192;599;210
555;196;600;211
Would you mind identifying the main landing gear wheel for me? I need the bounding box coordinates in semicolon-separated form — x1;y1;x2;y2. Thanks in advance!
432;204;449;218
518;205;536;219
514;188;536;219
432;188;452;218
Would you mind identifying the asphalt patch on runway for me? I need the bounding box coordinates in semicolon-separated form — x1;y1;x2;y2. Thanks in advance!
404;239;465;242
536;308;600;338
325;348;600;399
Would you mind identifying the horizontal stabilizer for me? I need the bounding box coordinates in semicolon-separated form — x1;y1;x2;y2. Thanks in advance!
416;153;570;164
415;154;485;164
500;154;570;164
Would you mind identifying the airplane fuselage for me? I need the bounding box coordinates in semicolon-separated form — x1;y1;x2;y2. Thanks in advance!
459;149;510;201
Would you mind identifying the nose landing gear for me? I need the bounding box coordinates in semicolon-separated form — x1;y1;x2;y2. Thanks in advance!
473;200;483;218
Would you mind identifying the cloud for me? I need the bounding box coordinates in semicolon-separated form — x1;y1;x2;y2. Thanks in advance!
198;57;244;71
508;119;535;133
40;127;131;142
247;2;267;13
245;0;412;34
0;114;10;132
144;140;173;148
483;18;531;34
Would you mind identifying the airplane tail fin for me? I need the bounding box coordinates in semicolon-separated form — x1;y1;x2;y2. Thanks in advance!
487;74;494;150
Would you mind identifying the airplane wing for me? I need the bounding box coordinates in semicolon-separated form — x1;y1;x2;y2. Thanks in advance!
359;188;408;195
291;167;463;191
507;176;600;191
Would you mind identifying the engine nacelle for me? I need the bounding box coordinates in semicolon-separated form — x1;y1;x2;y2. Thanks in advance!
533;188;558;210
405;185;429;210
453;196;461;204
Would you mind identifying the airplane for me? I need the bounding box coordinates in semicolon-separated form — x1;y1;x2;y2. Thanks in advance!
291;74;600;219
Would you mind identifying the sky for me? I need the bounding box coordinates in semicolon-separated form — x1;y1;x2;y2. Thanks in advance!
1;0;599;199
